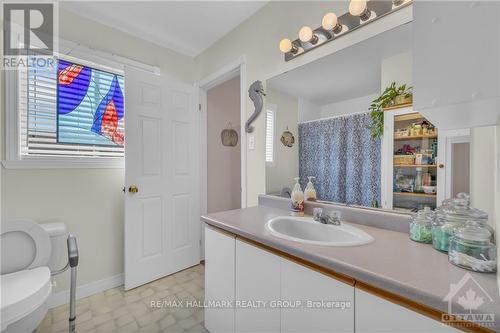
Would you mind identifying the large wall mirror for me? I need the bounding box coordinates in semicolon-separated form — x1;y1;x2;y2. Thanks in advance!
265;22;496;215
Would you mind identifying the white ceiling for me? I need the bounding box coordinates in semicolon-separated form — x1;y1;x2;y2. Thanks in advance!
60;1;268;57
268;23;412;106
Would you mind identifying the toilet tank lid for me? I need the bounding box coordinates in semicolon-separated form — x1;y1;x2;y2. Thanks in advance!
40;223;67;237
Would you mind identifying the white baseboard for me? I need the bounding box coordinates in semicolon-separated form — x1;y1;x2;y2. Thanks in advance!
48;273;124;309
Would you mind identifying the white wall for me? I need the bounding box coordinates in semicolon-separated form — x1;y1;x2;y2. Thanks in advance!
320;94;378;119
266;89;299;194
1;9;194;293
470;126;497;229
381;51;413;90
298;97;321;122
194;1;413;206
207;76;241;213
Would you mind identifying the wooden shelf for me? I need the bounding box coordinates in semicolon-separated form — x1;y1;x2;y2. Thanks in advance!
394;134;438;141
394;164;437;168
393;192;436;198
394;113;423;122
383;103;413;111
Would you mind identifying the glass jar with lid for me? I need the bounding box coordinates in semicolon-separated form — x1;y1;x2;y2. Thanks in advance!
409;207;433;243
431;196;489;252
449;222;497;273
454;193;494;242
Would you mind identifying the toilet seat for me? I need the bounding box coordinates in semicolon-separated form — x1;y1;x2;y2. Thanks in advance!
1;220;51;274
0;266;52;331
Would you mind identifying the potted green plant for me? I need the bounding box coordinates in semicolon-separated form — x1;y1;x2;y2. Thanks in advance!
369;82;412;138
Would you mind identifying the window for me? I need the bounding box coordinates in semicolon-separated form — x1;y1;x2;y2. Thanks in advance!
19;55;125;159
265;107;275;164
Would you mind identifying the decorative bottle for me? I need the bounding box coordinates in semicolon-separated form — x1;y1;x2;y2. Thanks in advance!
291;177;304;217
304;176;317;201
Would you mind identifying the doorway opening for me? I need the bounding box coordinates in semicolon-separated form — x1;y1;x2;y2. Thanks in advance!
206;76;242;213
197;56;247;258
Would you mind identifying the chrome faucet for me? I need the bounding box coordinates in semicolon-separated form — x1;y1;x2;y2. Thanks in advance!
312;208;341;225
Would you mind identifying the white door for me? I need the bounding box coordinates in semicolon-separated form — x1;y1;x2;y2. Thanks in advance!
436;129;471;205
124;67;200;290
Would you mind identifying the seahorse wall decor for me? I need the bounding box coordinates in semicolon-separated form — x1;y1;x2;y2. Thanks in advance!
245;80;266;133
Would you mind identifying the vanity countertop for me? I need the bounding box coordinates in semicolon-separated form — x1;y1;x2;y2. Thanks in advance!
201;205;500;331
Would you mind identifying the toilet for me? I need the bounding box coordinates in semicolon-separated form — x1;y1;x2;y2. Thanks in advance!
1;220;67;332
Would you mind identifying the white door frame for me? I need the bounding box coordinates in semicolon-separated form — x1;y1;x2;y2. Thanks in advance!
196;55;247;257
380;106;414;210
437;128;471;203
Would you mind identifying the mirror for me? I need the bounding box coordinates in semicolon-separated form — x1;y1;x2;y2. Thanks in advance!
265;22;496;216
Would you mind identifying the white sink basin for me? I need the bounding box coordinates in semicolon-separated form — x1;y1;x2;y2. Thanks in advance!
266;216;374;246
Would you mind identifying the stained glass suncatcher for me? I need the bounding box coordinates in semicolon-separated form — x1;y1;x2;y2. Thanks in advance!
57;59;125;147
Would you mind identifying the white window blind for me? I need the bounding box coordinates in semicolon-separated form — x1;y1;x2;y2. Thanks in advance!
265;109;275;163
19;55;125;158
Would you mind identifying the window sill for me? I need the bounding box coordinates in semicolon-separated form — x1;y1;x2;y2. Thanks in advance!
2;158;125;169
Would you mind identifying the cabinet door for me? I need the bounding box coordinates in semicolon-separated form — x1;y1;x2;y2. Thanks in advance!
355;289;460;333
205;226;235;333
281;259;354;333
235;240;281;333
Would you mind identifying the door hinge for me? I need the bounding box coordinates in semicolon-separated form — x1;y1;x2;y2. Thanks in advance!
198;104;201;111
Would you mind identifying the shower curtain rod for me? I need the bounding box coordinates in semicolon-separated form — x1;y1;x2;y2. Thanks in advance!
298;110;370;125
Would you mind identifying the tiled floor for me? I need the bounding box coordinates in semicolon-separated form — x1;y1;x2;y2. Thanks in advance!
37;264;207;333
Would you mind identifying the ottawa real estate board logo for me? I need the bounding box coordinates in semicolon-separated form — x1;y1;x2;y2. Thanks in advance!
442;273;495;329
3;2;57;69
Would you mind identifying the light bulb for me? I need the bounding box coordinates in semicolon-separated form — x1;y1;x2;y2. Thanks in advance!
322;12;338;30
299;26;313;42
279;39;292;53
349;0;366;15
349;0;371;20
322;12;342;34
298;26;318;44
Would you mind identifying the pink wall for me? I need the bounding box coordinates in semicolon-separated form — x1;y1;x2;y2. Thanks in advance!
207;76;241;213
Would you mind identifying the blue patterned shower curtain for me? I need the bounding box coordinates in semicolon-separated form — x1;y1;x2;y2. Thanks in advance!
298;112;381;207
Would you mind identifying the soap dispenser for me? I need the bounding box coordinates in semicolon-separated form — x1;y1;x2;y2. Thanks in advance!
304;176;317;201
291;177;304;216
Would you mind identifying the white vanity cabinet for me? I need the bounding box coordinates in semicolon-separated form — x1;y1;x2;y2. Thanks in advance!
205;226;354;333
204;227;236;333
413;1;500;129
205;226;458;333
355;289;460;333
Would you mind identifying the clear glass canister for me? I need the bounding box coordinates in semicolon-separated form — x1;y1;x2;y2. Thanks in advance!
409;207;433;243
448;222;497;273
431;196;489;252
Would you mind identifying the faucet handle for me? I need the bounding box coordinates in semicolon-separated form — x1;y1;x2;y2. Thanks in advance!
328;211;342;225
313;208;323;220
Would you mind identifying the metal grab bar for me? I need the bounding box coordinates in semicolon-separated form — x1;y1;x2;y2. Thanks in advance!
67;234;79;333
49;234;79;332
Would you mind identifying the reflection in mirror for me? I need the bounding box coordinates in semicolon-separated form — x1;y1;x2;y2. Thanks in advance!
264;22;495;219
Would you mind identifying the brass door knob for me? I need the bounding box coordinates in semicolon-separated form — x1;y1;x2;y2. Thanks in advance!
128;185;139;193
438;163;445;169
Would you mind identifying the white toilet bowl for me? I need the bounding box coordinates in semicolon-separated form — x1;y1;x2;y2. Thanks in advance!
1;220;67;332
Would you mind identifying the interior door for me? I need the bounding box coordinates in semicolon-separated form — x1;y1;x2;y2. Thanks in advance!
124;67;200;290
437;129;471;205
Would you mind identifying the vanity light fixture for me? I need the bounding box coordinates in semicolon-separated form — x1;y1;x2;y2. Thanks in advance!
279;0;412;62
322;12;343;34
349;0;371;21
279;38;298;54
299;26;318;45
